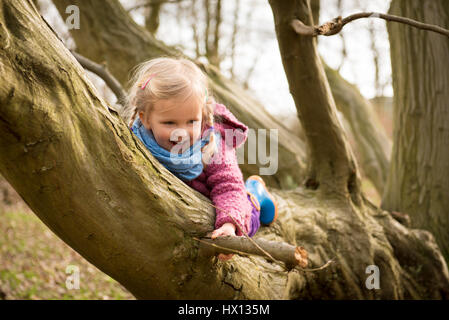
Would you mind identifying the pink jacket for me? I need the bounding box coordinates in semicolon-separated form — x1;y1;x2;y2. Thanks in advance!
185;103;252;236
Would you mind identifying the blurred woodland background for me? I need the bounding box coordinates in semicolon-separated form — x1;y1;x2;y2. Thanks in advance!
0;0;447;299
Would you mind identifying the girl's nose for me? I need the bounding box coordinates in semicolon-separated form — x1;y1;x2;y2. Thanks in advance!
170;128;190;143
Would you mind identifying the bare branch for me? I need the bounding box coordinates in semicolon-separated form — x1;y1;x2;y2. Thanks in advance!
70;50;126;106
291;12;449;38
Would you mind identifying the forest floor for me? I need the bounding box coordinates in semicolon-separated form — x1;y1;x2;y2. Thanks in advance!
0;179;134;300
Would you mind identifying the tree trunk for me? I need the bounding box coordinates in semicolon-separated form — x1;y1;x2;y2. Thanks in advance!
1;0;448;299
383;0;449;262
52;0;307;190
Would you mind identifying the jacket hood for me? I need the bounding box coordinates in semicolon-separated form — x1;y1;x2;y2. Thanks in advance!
212;103;248;149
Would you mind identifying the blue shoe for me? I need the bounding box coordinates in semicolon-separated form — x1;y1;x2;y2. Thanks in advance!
245;175;278;225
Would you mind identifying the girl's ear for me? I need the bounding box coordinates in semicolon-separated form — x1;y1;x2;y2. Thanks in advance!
138;111;144;122
138;111;151;129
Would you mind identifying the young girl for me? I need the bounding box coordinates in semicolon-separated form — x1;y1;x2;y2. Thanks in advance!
123;57;277;260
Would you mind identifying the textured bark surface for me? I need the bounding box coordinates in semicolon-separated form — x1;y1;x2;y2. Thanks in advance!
52;0;306;190
1;0;449;299
383;0;449;262
266;0;449;299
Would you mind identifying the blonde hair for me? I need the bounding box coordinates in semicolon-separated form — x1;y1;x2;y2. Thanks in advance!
122;56;217;164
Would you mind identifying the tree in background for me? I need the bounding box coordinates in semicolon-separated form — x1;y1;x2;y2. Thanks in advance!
383;0;449;262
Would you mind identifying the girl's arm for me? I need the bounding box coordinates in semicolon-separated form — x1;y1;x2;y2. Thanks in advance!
205;136;252;237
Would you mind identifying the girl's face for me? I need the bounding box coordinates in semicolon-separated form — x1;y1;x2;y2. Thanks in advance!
139;95;203;152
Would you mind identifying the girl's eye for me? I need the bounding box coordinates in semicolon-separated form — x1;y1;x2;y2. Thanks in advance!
163;121;175;125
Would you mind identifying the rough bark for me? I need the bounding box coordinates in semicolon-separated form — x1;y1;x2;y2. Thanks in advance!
383;0;449;262
2;0;449;299
52;0;306;190
267;0;449;298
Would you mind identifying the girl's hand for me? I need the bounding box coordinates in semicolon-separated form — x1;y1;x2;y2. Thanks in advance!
211;223;236;261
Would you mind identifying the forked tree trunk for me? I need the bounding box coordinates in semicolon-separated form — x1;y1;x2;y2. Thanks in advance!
383;0;449;262
1;0;448;299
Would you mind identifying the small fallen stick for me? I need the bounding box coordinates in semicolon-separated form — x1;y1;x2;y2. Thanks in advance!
195;235;308;269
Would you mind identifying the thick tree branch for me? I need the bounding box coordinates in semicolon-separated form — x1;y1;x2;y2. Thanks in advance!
291;12;449;38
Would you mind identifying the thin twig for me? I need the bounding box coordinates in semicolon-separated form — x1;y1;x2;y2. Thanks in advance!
296;258;335;272
291;12;449;38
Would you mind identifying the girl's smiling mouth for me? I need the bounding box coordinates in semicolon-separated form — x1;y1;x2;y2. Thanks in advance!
169;140;191;150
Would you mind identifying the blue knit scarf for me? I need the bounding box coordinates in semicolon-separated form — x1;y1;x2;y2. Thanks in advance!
131;118;216;181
